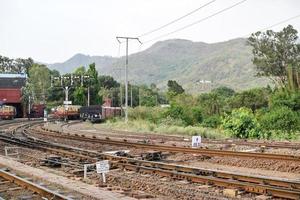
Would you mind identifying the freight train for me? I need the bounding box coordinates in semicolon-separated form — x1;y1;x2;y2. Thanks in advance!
53;99;121;122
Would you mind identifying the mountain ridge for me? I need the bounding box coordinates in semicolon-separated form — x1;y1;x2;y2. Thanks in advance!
47;38;269;92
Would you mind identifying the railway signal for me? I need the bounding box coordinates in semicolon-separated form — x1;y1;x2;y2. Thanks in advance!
50;74;91;105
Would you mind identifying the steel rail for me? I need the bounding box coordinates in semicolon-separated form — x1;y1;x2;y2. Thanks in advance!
31;128;300;162
2;131;300;199
63;126;300;149
2;125;300;199
0;169;72;200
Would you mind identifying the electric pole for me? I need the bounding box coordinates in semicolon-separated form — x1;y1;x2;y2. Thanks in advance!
130;83;133;107
116;36;142;123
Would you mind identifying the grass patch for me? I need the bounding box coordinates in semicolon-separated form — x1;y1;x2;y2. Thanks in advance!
95;118;227;139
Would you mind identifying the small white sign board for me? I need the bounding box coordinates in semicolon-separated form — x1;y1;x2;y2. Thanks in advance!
192;136;201;148
96;160;109;174
63;100;72;105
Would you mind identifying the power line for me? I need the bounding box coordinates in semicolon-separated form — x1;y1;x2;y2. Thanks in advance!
142;0;248;44
137;0;216;38
261;14;300;32
243;13;300;38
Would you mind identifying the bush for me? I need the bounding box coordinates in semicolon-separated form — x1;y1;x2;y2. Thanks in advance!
222;107;267;139
270;91;300;111
202;115;221;128
164;103;194;126
159;116;186;126
260;106;300;138
191;106;203;124
128;106;164;124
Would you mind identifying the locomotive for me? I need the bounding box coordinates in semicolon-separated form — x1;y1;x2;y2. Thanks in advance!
0;105;16;119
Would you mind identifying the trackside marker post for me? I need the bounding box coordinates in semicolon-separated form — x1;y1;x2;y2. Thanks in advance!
96;160;109;183
192;136;201;148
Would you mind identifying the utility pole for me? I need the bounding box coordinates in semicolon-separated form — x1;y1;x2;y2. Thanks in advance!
120;84;123;107
139;87;141;106
130;83;133;107
87;86;90;106
116;36;142;123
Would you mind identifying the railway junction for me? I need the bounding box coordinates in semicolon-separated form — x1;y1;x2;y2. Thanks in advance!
0;119;299;200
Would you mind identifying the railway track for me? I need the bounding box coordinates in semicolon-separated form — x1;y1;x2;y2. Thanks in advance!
65;125;300;149
0;168;72;200
0;126;300;199
31;127;300;162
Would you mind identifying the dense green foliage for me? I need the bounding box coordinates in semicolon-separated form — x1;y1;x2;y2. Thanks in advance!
222;107;265;139
260;106;299;138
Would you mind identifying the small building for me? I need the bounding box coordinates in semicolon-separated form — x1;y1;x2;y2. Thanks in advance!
0;73;27;117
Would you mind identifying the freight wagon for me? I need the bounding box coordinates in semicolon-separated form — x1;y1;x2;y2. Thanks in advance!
80;105;121;123
31;104;46;118
54;105;81;120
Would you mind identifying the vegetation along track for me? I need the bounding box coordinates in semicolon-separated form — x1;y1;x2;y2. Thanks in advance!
32;126;300;162
67;125;300;150
0;124;300;199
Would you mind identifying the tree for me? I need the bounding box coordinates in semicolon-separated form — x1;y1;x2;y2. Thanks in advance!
86;63;101;105
28;64;51;103
167;80;184;97
73;86;86;105
260;106;299;138
99;75;120;89
74;66;86;75
0;56;33;75
222;107;266;139
211;86;235;98
198;93;223;115
248;25;300;89
228;88;269;111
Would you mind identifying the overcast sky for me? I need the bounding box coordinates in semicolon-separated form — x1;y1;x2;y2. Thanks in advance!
0;0;300;63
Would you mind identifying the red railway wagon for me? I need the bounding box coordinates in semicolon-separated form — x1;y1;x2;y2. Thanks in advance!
31;104;46;118
102;106;122;119
101;98;122;119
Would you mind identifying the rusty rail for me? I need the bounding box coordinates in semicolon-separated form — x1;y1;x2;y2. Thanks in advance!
0;169;72;200
1;125;300;199
31;128;300;162
2;130;300;199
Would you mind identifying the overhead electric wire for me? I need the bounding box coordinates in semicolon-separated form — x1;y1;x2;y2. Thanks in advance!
240;13;300;38
142;0;248;44
256;13;300;33
137;0;217;38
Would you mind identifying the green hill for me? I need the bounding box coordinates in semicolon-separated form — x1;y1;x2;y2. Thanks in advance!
48;38;269;93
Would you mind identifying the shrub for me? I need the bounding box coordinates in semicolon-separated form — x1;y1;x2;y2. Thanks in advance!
260;106;300;138
222;107;267;139
202;115;221;128
270;91;300;111
128;106;164;124
191;106;203;124
164;103;193;126
159;116;186;126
